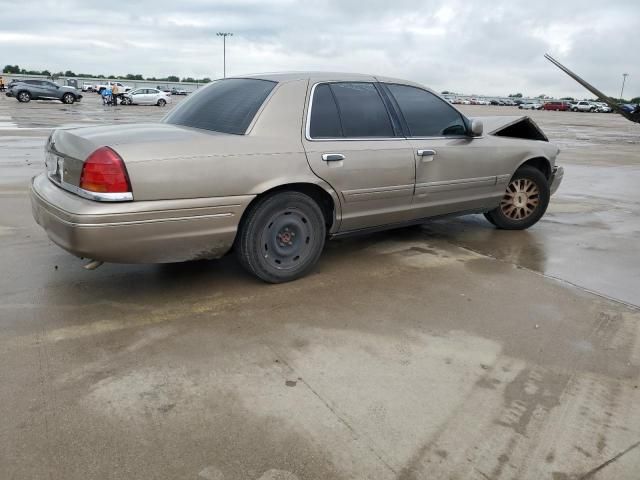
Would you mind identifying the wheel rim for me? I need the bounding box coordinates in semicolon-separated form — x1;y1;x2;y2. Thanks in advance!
19;92;28;101
64;94;72;103
500;178;540;221
260;208;313;270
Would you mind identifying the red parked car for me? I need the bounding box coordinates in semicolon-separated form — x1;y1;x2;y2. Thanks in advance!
543;101;571;111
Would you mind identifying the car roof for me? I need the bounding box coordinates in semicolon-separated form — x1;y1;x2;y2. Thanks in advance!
231;71;426;89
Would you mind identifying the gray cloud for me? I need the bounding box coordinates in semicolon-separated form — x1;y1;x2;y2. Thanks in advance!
0;0;637;98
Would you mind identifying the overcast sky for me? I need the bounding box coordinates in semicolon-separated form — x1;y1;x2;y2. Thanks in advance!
0;0;637;98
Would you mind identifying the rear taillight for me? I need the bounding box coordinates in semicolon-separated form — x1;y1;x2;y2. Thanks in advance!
80;147;131;193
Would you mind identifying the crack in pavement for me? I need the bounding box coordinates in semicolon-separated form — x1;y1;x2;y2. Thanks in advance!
266;345;398;476
578;439;640;479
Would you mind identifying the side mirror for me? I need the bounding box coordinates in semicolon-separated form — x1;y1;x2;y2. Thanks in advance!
470;119;483;137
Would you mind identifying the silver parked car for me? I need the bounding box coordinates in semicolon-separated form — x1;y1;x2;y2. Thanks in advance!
31;72;563;282
120;88;172;106
6;79;82;104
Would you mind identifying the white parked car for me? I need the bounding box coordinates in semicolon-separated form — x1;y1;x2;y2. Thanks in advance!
121;88;172;106
594;102;612;113
81;82;95;92
519;102;542;110
571;101;596;112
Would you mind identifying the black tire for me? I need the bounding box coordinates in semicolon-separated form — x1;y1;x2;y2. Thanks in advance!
236;191;326;283
17;90;31;103
157;99;166;107
485;166;550;230
572;107;578;112
62;93;75;104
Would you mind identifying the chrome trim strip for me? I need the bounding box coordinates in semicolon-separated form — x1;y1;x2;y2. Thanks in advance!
47;175;133;202
35;208;233;228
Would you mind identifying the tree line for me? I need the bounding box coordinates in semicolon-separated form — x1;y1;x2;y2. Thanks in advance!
2;65;212;84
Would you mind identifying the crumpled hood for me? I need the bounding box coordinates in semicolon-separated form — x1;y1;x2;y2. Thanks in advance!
469;115;548;141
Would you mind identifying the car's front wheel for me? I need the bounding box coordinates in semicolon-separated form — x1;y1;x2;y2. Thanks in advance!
157;99;166;107
484;166;550;230
236;191;326;283
17;91;31;103
62;93;75;104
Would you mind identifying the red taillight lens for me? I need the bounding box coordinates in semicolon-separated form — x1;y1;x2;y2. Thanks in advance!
80;147;131;193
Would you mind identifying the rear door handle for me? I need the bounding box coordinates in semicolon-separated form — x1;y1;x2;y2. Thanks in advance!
322;153;345;162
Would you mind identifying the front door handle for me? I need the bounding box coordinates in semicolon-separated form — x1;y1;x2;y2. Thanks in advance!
322;153;345;162
417;149;436;157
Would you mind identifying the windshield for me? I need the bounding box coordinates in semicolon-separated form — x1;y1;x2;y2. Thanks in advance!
163;78;276;135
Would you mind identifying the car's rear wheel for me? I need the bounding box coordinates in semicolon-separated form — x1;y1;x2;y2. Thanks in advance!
17;91;31;103
236;191;326;283
157;99;166;107
485;166;550;230
62;93;75;104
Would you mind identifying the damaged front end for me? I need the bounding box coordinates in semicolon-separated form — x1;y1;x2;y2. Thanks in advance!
471;115;549;141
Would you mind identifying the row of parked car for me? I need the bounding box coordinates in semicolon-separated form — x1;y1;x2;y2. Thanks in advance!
520;100;613;112
82;81;189;96
450;96;615;113
2;78;191;106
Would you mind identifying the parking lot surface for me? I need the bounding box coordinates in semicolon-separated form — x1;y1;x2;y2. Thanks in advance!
1;94;639;479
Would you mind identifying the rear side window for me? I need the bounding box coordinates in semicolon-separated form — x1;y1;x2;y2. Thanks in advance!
309;84;343;138
329;83;394;138
164;78;276;135
386;84;467;137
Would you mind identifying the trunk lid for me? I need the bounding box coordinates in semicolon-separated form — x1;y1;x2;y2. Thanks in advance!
47;123;232;191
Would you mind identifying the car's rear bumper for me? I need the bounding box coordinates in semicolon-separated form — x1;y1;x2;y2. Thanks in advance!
550;166;564;195
30;173;253;263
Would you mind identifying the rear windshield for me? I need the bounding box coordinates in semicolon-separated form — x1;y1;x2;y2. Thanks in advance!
163;78;276;135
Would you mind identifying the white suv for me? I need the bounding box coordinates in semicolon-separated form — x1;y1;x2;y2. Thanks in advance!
572;101;596;112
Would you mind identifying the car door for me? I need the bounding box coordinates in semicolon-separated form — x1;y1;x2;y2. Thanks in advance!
302;81;416;231
134;89;150;104
147;89;160;104
382;83;501;218
26;80;46;98
42;81;60;99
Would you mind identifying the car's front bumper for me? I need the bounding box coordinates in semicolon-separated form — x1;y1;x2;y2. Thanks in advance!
550;166;564;195
30;173;253;263
5;91;14;97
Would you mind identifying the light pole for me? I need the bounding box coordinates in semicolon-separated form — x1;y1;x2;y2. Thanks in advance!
216;32;233;78
620;73;629;102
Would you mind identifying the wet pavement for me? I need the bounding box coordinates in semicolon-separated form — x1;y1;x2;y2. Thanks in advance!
1;96;639;479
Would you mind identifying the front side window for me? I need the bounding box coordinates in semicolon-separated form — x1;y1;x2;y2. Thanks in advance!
164;78;276;135
386;84;467;137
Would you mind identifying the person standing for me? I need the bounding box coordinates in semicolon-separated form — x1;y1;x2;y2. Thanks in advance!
111;82;119;105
